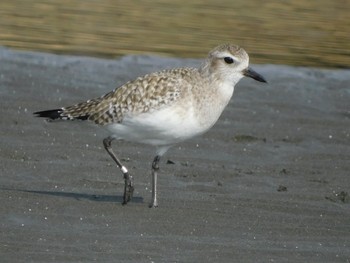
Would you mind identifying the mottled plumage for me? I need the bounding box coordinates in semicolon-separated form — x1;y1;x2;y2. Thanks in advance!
52;68;201;125
34;44;267;207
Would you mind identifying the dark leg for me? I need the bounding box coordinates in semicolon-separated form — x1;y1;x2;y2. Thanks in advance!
150;155;161;208
103;137;134;205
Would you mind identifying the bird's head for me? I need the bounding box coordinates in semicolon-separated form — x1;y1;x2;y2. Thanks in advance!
201;44;267;85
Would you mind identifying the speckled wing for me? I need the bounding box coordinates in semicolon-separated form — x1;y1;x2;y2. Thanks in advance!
61;68;195;125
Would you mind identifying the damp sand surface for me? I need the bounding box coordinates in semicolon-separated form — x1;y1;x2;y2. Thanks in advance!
0;48;349;262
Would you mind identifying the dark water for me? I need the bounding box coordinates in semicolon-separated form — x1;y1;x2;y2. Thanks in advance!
1;0;349;68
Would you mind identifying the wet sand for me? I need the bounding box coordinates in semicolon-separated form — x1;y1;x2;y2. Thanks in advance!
0;47;349;262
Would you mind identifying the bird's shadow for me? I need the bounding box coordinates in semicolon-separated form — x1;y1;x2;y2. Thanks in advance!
1;187;144;204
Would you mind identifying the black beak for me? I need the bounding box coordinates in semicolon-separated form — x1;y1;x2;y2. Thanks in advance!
243;67;267;83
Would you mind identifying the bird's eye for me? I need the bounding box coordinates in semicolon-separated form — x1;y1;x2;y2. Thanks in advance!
224;57;234;64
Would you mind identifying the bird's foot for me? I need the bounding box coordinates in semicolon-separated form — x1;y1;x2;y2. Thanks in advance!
149;200;158;208
122;174;134;205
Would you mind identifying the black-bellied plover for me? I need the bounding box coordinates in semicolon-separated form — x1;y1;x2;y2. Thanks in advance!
34;44;267;207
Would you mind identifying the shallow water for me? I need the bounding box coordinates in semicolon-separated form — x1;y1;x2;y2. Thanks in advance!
1;0;349;68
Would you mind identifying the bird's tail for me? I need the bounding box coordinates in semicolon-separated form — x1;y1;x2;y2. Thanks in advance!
33;99;101;121
33;108;69;120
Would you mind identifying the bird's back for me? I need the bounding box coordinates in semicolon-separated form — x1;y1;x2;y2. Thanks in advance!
37;67;201;125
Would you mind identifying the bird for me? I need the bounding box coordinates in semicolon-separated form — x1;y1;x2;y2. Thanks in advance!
34;43;267;208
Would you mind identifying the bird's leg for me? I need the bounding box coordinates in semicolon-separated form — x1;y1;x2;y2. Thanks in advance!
103;137;134;205
150;155;161;208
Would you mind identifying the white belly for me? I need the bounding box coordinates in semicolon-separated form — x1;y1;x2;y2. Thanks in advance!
105;104;208;146
105;81;235;147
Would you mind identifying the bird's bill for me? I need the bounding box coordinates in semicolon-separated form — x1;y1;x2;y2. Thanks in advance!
243;67;267;83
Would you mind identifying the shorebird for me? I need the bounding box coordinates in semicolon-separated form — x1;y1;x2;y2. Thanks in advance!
34;44;267;207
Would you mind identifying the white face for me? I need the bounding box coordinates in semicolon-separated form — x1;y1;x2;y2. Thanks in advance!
201;44;267;84
210;50;250;85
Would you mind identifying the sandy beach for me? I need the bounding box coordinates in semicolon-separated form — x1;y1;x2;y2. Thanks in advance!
0;47;349;262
